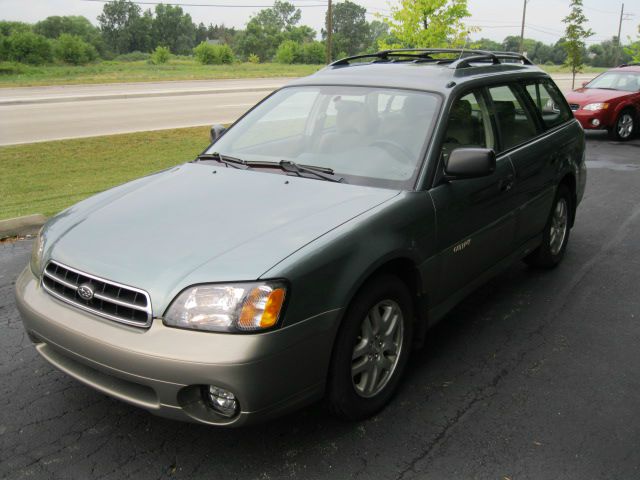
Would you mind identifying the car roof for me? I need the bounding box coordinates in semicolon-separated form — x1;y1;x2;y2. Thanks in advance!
288;49;549;95
612;64;640;73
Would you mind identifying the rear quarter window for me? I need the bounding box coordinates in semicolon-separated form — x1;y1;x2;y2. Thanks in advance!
524;79;572;130
488;84;539;151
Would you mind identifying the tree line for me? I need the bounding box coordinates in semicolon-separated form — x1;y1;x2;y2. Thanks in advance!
0;0;638;67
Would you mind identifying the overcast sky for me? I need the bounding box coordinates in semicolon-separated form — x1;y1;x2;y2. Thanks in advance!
0;0;637;45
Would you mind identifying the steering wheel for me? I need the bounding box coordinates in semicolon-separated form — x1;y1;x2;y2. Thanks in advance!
370;140;415;164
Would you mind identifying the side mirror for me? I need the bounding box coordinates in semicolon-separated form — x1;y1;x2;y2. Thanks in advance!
581;81;588;88
210;124;227;143
445;148;496;180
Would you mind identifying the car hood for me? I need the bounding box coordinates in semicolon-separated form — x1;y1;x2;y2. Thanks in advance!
565;88;632;105
43;163;400;315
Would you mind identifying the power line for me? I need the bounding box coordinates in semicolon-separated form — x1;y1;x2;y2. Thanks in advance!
81;0;327;7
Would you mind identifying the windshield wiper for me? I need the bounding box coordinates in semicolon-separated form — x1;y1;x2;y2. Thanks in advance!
196;152;250;169
278;160;344;183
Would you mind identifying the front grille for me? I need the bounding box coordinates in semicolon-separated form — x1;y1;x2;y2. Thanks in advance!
42;261;152;328
569;103;580;111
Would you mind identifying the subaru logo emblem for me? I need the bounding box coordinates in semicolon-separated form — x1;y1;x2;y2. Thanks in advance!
77;283;95;301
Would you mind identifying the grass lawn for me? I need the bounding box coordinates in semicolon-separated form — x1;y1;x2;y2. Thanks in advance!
0;58;608;88
0;60;323;87
0;126;210;221
541;65;608;74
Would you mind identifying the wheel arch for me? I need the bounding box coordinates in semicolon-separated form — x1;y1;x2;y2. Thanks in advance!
338;255;429;350
559;172;577;227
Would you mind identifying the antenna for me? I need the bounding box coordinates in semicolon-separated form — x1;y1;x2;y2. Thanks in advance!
459;33;470;60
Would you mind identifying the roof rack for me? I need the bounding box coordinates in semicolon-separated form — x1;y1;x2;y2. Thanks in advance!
617;62;640;67
329;49;533;69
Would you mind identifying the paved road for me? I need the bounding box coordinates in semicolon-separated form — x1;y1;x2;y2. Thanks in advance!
0;78;293;105
0;77;292;146
1;134;639;479
0;74;595;146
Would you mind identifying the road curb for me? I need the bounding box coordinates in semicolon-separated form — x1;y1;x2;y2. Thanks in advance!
0;86;279;106
0;214;47;239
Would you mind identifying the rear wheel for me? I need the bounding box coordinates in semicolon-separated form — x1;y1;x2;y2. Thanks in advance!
609;109;635;141
327;274;413;421
524;184;572;269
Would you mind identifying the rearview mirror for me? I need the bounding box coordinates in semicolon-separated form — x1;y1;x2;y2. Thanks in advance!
445;148;496;180
210;124;227;143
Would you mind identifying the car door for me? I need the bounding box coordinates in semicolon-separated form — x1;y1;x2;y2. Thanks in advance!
486;82;554;248
511;79;575;247
429;89;518;306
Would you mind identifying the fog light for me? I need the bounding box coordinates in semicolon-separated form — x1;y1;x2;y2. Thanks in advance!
591;118;600;127
203;385;239;418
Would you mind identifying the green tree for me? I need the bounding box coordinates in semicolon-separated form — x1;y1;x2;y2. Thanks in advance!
381;0;475;49
275;39;300;63
529;42;555;64
35;16;96;40
473;37;502;51
589;37;630;67
270;0;302;30
0;21;32;36
193;42;234;64
366;20;390;51
195;22;208;44
208;24;237;45
287;25;316;44
323;0;370;58
624;25;640;62
551;39;568;64
35;16;105;56
4;31;53;64
53;33;98;64
235;1;302;60
562;0;593;88
502;35;537;54
97;0;152;54
151;4;196;54
302;41;326;64
150;45;171;64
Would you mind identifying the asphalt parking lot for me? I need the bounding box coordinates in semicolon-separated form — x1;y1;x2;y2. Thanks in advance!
1;132;640;479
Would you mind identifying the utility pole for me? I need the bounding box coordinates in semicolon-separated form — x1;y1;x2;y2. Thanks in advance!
613;3;624;67
326;0;333;64
519;0;528;54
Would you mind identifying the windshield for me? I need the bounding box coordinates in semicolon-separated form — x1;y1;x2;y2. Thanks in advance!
586;72;640;92
207;86;440;189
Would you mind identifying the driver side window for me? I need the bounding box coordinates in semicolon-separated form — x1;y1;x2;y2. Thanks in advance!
441;90;495;159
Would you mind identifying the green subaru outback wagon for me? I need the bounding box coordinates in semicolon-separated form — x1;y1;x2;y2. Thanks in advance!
16;49;586;426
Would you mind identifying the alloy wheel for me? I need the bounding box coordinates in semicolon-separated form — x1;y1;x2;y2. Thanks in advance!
549;197;568;256
617;113;634;139
351;299;404;398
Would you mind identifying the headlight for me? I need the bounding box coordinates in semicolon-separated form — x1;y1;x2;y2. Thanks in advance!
583;103;609;111
163;282;287;332
30;228;45;277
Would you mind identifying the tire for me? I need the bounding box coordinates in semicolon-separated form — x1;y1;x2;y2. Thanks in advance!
524;184;572;269
608;109;636;141
327;274;413;421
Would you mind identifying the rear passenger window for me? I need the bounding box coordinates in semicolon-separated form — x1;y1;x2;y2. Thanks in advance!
488;85;538;151
441;90;495;158
524;80;572;129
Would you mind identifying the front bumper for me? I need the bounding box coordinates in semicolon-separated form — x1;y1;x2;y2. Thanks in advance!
15;267;341;426
573;109;613;130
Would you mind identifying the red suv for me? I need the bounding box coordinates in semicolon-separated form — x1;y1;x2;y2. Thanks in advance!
565;64;640;140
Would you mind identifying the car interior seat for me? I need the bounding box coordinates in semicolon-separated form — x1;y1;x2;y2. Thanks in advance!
318;100;372;153
493;100;536;149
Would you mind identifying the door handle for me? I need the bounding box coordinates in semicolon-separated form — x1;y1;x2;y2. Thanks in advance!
499;174;514;192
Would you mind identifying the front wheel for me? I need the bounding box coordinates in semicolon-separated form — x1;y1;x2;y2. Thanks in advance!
327;274;413;421
524;184;572;269
609;110;635;141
